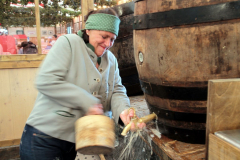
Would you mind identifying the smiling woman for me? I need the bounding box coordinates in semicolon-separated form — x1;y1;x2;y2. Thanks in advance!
86;30;116;57
18;6;143;160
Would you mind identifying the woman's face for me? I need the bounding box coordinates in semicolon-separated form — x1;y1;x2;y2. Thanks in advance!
87;30;116;57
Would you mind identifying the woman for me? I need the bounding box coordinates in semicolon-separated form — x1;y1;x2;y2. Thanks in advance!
18;41;38;54
20;8;145;160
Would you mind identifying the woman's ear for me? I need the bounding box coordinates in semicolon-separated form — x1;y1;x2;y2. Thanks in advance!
86;30;89;35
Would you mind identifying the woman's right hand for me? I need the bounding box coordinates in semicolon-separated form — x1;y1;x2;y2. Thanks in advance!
86;104;104;115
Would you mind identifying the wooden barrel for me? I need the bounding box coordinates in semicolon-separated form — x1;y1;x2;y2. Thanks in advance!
134;0;240;144
108;2;143;96
75;115;115;154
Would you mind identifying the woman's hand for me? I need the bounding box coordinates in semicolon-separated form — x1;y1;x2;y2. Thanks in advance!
119;108;146;131
86;104;104;115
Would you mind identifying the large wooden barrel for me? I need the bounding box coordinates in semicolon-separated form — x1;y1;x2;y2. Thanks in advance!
134;0;240;144
108;2;143;96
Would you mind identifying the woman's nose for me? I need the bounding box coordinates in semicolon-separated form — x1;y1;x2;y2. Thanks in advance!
104;39;111;47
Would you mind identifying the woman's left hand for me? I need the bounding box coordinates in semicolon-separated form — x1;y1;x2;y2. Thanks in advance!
119;108;146;131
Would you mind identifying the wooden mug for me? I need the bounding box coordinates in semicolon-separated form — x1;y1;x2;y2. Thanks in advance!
75;115;115;155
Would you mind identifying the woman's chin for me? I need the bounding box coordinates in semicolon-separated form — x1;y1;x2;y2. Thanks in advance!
96;51;105;57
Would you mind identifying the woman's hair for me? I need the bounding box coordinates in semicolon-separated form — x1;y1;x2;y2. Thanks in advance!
82;8;119;43
21;41;29;48
21;41;37;54
17;44;22;48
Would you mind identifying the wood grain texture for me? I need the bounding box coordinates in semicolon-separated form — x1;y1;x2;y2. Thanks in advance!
134;0;240;85
0;54;45;69
0;68;38;142
75;115;115;155
208;133;240;160
34;0;42;54
0;139;20;147
0;54;46;61
206;79;240;134
0;61;43;69
0;145;20;160
81;0;94;29
135;20;240;85
149;129;205;160
206;78;240;157
145;0;239;13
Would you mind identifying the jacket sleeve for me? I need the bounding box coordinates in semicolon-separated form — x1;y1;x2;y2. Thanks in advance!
35;36;100;113
111;58;131;124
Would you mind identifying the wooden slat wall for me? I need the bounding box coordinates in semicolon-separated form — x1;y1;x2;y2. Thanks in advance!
0;68;38;146
0;0;43;148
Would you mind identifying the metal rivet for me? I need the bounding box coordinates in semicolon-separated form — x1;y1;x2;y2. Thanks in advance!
92;92;97;95
139;19;142;23
134;20;137;24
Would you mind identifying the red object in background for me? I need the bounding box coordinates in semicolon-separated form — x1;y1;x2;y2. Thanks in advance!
0;23;1;26
12;34;27;39
0;35;17;54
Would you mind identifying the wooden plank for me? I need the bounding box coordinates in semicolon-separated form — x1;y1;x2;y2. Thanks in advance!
0;54;46;62
206;78;240;133
0;139;20;148
145;0;239;13
0;145;20;160
0;54;45;69
206;78;240;157
34;0;42;54
0;69;14;142
150;130;205;160
208;134;240;160
0;61;43;69
81;0;94;29
0;68;38;142
9;69;38;139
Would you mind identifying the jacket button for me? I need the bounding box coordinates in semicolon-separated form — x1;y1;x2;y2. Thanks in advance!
99;68;103;72
92;91;97;95
96;78;100;82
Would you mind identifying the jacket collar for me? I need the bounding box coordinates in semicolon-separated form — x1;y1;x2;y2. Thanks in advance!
78;30;101;65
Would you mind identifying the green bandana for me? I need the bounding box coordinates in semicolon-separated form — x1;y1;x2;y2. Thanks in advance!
85;13;120;36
